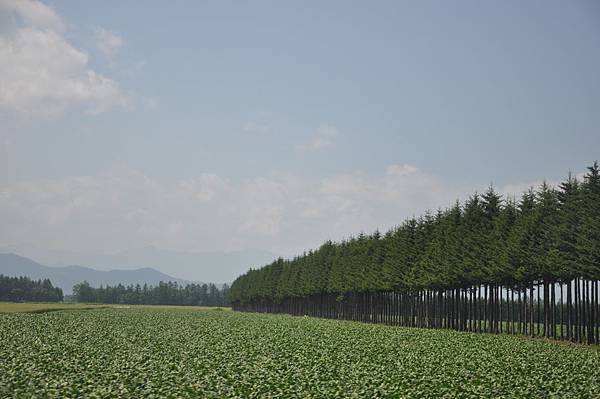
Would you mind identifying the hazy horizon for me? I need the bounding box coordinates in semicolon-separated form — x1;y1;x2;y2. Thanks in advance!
0;243;278;282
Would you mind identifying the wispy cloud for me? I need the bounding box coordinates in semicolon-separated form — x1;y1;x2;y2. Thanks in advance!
0;163;458;255
95;27;124;62
297;124;339;151
0;159;584;256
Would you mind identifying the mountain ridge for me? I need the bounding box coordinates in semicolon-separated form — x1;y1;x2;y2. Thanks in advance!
0;253;189;295
0;244;279;282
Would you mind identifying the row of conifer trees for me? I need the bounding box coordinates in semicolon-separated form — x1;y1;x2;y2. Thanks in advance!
0;275;63;302
73;280;230;307
230;162;600;344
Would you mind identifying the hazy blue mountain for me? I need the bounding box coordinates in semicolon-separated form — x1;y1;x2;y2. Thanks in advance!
0;253;188;295
0;244;278;283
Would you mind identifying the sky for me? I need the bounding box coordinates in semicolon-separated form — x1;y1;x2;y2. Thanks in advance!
1;0;599;263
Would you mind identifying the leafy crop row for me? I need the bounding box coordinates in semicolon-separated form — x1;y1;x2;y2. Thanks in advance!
1;308;599;398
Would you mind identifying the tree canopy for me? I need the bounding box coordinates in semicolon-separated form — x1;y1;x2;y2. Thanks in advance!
0;275;63;302
73;281;230;307
230;163;600;305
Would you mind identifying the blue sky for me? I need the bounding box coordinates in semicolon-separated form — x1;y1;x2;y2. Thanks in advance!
1;0;599;260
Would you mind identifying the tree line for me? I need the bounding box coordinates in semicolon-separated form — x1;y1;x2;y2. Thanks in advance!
73;280;230;307
0;275;64;302
230;162;600;344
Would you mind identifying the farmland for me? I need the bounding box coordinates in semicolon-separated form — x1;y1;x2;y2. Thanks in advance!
1;307;599;398
0;302;228;314
0;302;109;314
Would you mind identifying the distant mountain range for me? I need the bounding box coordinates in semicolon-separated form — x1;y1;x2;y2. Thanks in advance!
0;245;279;283
0;253;188;295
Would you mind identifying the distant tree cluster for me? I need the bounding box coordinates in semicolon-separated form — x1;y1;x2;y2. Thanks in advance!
231;162;600;344
0;275;64;302
73;281;230;307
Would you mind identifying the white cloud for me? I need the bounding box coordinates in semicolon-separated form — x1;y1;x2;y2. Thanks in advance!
0;162;586;261
0;167;287;254
0;0;126;116
0;0;64;32
298;164;459;238
493;171;585;202
175;174;230;202
0;163;462;256
95;27;123;60
237;177;286;235
495;181;537;200
386;164;419;176
298;124;339;151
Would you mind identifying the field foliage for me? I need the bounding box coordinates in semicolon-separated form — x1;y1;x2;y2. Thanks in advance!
0;302;109;313
1;308;599;398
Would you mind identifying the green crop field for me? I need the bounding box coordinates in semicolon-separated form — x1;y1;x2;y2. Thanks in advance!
0;302;111;313
1;308;599;398
0;302;230;314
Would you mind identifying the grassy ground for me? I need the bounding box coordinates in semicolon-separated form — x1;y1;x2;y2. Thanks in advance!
1;307;599;398
0;302;110;313
0;302;230;313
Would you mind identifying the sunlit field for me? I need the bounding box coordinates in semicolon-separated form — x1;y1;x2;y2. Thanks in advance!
0;302;109;313
0;302;229;313
1;307;598;398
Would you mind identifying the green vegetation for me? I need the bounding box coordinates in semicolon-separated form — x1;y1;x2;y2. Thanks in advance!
0;274;63;302
0;302;108;313
231;162;600;344
0;302;229;314
73;280;230;307
0;307;598;398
